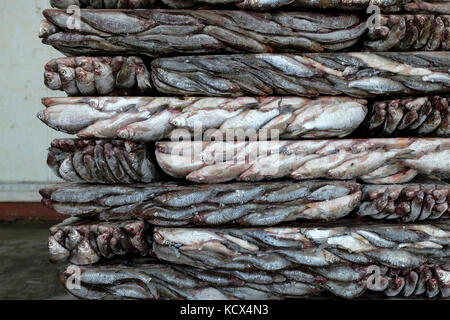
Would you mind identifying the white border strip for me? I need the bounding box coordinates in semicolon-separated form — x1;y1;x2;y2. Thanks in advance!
0;183;53;202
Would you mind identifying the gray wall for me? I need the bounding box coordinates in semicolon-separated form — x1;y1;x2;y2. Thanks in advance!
0;0;69;200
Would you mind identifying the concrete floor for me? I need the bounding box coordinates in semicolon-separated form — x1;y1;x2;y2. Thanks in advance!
0;221;74;300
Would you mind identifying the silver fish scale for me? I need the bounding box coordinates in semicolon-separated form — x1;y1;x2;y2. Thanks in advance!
39;96;450;140
41;0;450;302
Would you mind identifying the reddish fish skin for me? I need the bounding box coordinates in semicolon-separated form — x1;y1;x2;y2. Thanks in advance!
44;56;152;96
365;15;450;51
47;138;158;184
367;96;449;136
49;219;152;265
358;182;450;221
155;139;450;184
405;1;450;15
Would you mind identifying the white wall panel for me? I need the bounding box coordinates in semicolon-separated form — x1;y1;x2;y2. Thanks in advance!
0;0;69;186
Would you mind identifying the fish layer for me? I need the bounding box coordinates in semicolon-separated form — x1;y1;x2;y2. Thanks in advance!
40;10;450;56
151;52;450;97
44;53;450;97
155;138;450;183
39;96;370;140
39;96;450;140
40;181;450;224
59;261;450;299
50;218;450;298
153;221;450;272
49;0;450;14
40;181;362;225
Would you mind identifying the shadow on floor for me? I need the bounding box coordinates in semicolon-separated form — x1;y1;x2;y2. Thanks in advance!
0;221;74;300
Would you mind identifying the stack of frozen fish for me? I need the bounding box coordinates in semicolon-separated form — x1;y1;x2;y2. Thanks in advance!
39;0;450;299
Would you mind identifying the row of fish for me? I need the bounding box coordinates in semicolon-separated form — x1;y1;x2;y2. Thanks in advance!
40;180;450;224
156;139;450;183
39;10;450;55
46;138;450;184
152;52;450;97
60;261;450;299
152;222;450;271
38;96;450;140
44;53;450;97
49;0;450;14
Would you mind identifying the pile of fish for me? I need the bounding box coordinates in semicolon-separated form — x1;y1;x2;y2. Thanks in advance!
39;96;450;139
40;10;450;54
37;0;450;300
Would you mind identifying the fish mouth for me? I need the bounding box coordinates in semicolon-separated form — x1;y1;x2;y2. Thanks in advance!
36;110;46;121
44;71;53;82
